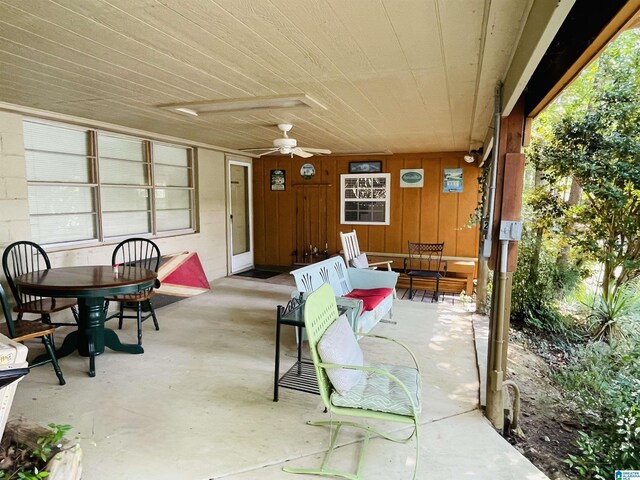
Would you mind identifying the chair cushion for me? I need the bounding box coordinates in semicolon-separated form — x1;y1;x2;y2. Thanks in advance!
350;253;369;269
317;314;364;395
344;288;394;314
331;362;422;416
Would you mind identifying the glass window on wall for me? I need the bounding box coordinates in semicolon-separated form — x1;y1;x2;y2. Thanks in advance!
98;134;151;238
340;173;391;225
23;120;196;246
24;121;97;245
153;143;193;233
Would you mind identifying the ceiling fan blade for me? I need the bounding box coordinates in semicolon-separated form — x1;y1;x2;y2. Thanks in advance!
292;147;313;158
252;148;279;157
298;147;331;154
240;147;278;152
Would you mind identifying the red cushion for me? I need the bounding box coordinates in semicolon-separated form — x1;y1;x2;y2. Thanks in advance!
345;288;394;314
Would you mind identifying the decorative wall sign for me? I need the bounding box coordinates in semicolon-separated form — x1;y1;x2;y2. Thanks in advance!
270;169;285;191
443;168;463;192
300;163;316;179
400;169;424;188
349;161;382;173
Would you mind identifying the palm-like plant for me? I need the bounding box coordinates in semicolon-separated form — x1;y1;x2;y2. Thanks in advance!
580;281;640;342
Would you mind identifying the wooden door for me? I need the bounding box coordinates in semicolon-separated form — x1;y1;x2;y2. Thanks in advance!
295;185;328;263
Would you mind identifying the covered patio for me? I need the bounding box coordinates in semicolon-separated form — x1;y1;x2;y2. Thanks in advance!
1;0;639;478
10;275;546;479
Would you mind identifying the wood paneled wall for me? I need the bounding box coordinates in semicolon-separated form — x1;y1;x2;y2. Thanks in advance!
253;152;480;267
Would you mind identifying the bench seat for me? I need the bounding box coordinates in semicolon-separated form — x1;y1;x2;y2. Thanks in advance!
290;257;399;334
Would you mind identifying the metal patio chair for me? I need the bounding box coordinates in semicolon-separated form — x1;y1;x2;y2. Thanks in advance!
284;283;421;479
405;242;447;302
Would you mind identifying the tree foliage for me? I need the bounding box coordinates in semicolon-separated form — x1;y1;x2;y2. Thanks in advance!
527;30;640;297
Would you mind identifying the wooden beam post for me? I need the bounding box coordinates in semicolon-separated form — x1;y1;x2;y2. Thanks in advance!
485;98;526;430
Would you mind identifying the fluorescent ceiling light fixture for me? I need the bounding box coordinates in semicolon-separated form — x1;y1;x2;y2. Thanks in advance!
160;94;326;116
175;108;198;116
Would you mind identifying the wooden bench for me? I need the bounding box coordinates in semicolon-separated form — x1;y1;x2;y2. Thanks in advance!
365;252;477;296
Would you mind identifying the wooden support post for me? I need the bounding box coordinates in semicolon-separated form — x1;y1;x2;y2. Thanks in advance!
485;98;526;430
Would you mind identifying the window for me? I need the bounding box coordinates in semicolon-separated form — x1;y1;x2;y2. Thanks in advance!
340;173;390;225
24;120;195;245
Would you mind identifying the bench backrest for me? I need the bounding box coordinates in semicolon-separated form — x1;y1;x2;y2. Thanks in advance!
290;257;353;296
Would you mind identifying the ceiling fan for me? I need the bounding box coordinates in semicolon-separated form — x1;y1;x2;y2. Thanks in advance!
242;123;331;158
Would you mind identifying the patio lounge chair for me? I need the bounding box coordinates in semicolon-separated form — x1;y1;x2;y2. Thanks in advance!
284;283;421;479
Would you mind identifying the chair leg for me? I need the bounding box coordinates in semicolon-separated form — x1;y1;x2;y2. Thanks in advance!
146;300;159;331
118;302;125;329
41;335;65;386
103;300;110;317
433;277;440;303
71;306;79;323
136;303;143;346
409;278;414;300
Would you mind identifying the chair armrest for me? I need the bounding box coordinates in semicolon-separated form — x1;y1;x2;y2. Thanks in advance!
347;268;399;289
368;260;393;271
335;297;364;331
318;362;420;417
356;332;421;374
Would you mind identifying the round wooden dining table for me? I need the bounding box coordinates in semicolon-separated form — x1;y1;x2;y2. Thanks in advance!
14;265;157;377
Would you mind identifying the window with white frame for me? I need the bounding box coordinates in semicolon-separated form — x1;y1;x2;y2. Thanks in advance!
23;120;195;245
340;173;390;225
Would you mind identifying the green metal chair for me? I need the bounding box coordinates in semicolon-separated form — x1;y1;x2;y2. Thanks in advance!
284;283;421;479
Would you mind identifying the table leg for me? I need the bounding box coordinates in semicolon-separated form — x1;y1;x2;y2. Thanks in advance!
104;329;144;355
274;311;282;402
77;297;142;377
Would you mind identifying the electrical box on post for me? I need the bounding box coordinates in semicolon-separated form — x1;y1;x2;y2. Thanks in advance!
499;220;522;241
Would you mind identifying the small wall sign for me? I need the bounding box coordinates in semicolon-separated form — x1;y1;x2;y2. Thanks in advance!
443;168;463;192
300;163;316;179
270;169;285;191
400;169;424;188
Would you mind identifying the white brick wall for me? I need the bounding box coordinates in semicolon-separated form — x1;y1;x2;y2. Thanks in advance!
0;112;30;251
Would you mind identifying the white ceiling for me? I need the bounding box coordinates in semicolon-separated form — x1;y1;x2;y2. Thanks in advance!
0;0;535;154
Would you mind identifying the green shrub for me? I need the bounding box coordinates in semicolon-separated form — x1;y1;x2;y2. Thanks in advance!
556;342;640;478
511;228;581;334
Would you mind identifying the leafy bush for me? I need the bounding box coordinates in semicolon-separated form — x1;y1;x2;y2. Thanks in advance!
511;228;581;334
556;342;640;479
0;423;72;480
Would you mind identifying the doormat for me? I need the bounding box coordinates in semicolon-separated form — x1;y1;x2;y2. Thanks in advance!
234;269;282;279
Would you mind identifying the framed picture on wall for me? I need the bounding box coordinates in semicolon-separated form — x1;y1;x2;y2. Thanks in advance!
270;169;285;191
443;168;463;192
349;161;382;173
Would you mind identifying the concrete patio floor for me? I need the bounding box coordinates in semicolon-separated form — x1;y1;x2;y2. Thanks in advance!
7;275;548;479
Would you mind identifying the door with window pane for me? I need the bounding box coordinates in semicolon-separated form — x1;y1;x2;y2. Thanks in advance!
227;159;253;273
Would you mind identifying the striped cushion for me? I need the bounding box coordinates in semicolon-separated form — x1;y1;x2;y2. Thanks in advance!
330;362;421;416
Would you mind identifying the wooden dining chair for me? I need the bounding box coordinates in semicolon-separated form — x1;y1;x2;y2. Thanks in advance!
104;238;161;346
0;284;65;385
2;241;79;328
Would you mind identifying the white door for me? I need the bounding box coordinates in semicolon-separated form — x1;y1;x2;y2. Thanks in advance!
227;158;254;273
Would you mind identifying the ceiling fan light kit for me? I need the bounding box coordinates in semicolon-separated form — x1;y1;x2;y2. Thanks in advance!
241;123;331;158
